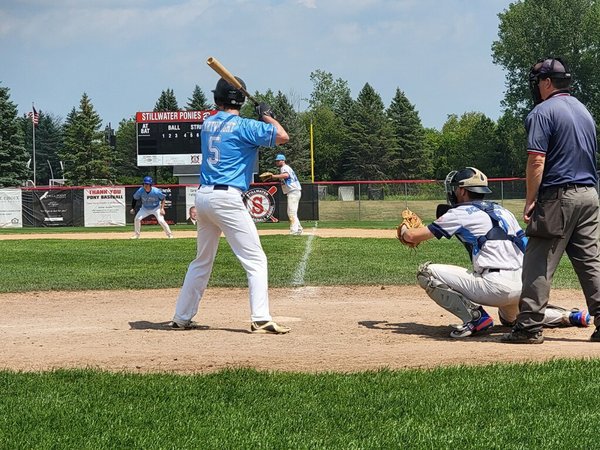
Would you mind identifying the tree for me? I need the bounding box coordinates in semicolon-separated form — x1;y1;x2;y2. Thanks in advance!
186;85;210;110
493;111;527;177
340;83;395;180
306;70;354;180
113;117;144;183
492;0;600;118
435;112;498;178
21;111;63;185
60;93;115;185
0;84;29;187
154;88;179;111
386;88;430;179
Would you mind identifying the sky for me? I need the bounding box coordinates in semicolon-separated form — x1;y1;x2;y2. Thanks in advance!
1;0;515;131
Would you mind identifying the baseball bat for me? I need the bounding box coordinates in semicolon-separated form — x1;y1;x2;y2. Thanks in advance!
206;57;259;106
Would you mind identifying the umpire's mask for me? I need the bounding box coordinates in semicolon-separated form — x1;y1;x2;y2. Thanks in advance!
528;57;572;105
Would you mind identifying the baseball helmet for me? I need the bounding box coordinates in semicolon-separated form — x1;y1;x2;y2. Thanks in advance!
143;176;153;185
213;77;246;107
528;57;572;104
444;167;491;206
275;154;286;161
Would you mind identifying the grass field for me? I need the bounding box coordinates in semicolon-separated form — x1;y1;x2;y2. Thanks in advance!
0;222;598;449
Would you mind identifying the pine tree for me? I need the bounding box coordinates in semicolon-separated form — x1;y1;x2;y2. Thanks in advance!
186;85;210;110
154;88;179;111
386;88;430;179
0;84;29;187
60;93;115;185
21;112;63;185
341;83;395;180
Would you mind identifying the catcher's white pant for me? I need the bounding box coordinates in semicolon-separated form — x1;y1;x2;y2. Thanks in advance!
287;190;303;234
424;263;563;325
133;206;172;237
173;185;272;323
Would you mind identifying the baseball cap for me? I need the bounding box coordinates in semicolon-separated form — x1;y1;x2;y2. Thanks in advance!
275;154;286;161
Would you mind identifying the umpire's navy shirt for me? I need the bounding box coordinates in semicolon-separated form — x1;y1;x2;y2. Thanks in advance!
525;93;598;188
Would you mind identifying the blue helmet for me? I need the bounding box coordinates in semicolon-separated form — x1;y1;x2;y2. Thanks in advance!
143;176;153;185
275;154;286;161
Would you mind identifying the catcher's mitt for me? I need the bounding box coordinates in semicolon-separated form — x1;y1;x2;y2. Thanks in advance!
259;171;274;182
396;208;425;247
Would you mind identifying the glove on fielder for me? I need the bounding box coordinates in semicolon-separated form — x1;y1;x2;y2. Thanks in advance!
256;103;276;121
259;171;275;182
396;208;425;247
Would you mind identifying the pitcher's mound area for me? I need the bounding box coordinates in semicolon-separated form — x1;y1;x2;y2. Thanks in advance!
0;286;596;373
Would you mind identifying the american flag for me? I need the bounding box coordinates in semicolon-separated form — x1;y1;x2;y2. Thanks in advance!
27;106;39;126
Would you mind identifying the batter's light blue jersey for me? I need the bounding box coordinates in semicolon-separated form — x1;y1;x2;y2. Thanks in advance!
200;111;277;192
133;186;165;209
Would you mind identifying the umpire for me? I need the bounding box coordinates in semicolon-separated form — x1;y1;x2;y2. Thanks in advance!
503;57;600;344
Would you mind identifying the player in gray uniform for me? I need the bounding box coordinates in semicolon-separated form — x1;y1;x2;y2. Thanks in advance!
402;167;590;338
170;77;291;334
130;176;173;239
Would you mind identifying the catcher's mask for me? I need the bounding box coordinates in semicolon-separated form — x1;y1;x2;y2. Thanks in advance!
213;77;246;107
528;57;572;105
445;167;492;206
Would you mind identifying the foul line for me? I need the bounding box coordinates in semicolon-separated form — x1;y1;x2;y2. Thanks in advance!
291;222;317;287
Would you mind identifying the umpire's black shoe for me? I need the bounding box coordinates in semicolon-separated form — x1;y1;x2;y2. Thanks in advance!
591;327;600;342
501;327;544;344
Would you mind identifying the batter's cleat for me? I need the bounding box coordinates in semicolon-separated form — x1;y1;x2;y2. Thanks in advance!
501;327;544;344
167;234;174;239
251;321;291;334
591;327;600;342
130;235;140;239
450;307;494;338
168;320;203;330
567;309;591;327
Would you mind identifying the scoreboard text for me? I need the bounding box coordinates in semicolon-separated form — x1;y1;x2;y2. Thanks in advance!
135;110;216;166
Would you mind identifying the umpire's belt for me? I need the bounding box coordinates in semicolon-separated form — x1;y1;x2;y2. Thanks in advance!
539;183;595;200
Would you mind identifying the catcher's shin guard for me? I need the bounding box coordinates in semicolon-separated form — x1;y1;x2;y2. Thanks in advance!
416;262;480;323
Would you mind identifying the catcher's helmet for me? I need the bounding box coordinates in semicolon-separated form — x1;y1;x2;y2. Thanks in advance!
213;77;246;107
143;176;153;185
445;167;491;206
528;57;571;104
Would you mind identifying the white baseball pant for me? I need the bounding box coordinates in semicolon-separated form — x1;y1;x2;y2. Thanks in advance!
173;185;272;323
287;190;302;234
133;206;172;237
425;263;563;325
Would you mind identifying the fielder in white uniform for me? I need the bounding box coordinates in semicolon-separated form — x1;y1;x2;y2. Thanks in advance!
270;154;303;235
401;167;590;338
130;176;173;239
170;77;291;334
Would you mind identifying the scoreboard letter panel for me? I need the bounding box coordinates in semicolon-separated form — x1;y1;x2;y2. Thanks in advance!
136;110;217;166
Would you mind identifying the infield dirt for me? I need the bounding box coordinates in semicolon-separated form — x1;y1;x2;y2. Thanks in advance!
1;229;599;373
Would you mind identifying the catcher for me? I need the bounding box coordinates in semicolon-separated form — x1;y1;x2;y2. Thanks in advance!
398;167;591;338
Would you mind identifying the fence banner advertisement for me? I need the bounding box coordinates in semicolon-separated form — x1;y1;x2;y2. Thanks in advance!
84;187;126;227
185;186;198;225
0;188;23;228
33;189;74;226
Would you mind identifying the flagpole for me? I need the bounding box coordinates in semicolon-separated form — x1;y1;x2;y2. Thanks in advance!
32;102;36;186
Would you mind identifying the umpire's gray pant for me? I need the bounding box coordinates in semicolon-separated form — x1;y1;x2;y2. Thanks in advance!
518;186;600;332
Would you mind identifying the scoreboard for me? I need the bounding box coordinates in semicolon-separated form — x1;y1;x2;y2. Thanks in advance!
136;110;216;166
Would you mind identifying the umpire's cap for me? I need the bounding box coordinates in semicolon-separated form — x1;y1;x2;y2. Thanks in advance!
275;154;286;161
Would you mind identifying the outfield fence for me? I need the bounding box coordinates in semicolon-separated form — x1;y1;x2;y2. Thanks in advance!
314;177;528;222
